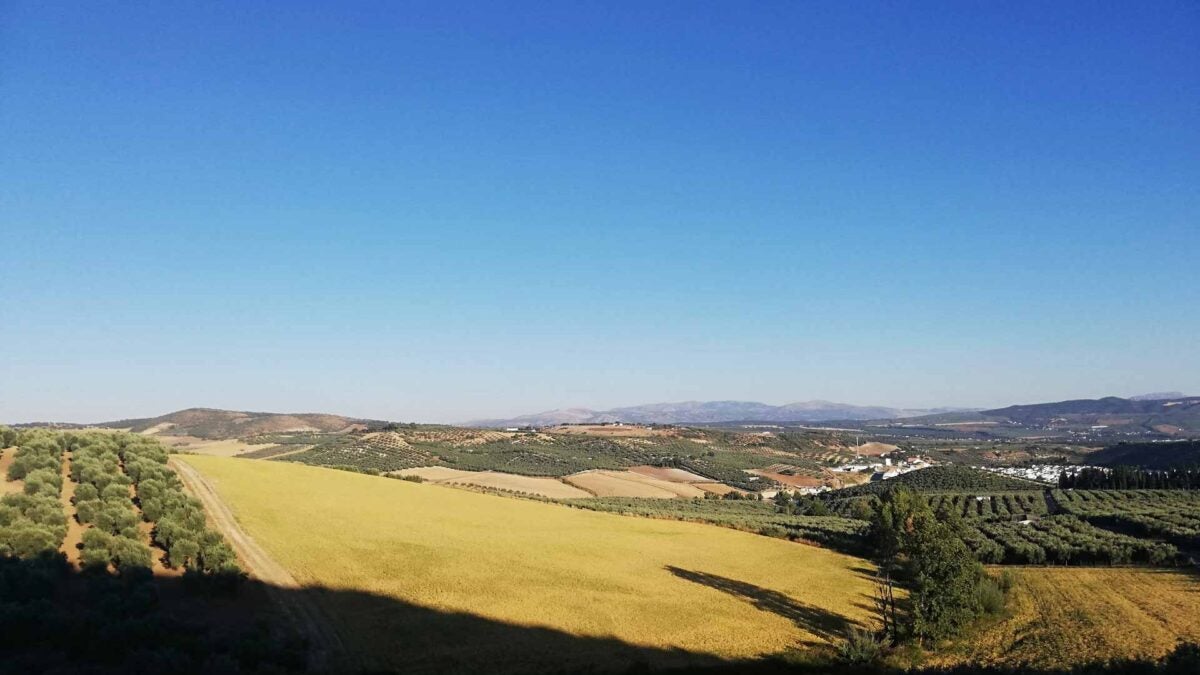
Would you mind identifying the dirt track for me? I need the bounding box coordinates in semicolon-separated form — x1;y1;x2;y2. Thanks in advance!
169;458;346;671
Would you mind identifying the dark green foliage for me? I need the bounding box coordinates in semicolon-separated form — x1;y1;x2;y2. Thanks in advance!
1061;466;1200;489
832;466;1044;500
559;496;870;553
119;435;244;579
0;554;306;673
869;488;1002;645
1053;489;1200;550
1090;440;1200;470
0;431;67;558
837;627;884;665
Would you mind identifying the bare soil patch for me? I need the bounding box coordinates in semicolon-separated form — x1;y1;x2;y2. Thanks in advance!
850;442;898;456
59;453;85;567
0;447;21;495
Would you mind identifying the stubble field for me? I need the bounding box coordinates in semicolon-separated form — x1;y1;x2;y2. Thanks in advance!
178;455;879;673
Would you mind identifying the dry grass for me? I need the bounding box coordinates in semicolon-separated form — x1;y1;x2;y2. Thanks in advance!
158;435;280;457
544;425;675;438
934;568;1200;669
850;442;898;456
565;470;707;498
628;466;712;483
748;469;823;488
397;466;592;498
179;456;879;673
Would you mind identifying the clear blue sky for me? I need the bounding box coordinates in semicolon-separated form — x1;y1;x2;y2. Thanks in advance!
2;2;1197;423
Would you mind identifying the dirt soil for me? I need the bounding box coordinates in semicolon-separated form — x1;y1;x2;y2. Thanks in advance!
0;447;24;495
170;458;347;671
59;453;85;567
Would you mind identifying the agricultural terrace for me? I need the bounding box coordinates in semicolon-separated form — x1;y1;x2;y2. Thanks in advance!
178;455;881;674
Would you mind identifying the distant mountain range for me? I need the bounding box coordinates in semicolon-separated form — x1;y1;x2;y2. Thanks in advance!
465;400;971;428
467;393;1197;431
885;395;1200;436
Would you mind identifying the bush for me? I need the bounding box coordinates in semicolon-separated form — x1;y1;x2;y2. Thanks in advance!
838;627;884;665
977;575;1005;615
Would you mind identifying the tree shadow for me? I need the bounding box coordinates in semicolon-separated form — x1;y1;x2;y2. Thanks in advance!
663;566;855;644
0;553;729;675
2;554;1196;675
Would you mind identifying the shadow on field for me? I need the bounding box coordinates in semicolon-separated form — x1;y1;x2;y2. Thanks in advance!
0;552;727;675
5;554;1200;675
664;566;853;644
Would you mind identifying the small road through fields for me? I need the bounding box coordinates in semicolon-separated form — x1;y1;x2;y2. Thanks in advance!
169;458;346;671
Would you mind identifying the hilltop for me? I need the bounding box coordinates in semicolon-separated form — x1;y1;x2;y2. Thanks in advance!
96;407;382;440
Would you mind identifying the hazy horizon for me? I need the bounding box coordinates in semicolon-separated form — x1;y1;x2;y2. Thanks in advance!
3;2;1198;424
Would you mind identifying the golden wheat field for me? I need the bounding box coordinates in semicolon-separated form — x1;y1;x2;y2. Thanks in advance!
934;567;1200;668
179;455;879;673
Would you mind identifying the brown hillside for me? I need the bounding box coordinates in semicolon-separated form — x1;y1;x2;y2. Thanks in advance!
101;408;377;440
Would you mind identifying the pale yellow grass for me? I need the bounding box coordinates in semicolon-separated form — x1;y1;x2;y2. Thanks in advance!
934;568;1200;669
397;466;592;498
394;466;478;482
565;470;707;498
179;456;877;672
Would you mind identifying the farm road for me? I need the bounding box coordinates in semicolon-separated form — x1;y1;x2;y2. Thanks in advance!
169;458;347;671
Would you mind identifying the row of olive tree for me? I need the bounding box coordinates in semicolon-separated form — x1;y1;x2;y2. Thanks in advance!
119;436;241;582
0;430;68;558
70;434;152;572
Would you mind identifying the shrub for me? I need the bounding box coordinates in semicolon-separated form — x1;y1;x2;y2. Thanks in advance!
977;575;1005;615
838;627;884;665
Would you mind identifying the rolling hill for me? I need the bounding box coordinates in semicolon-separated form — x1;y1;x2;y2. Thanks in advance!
97;407;382;439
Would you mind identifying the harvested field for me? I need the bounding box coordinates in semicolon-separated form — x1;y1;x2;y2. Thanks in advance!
850;442;898;456
629;465;711;483
564;470;707;498
747;469;823;489
694;483;741;496
140;422;177;435
545;425;674;438
934;568;1200;669
157;435;281;457
396;466;592;499
177;456;879;674
395;466;479;482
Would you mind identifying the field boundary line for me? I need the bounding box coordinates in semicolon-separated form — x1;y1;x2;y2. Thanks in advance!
169;457;348;671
